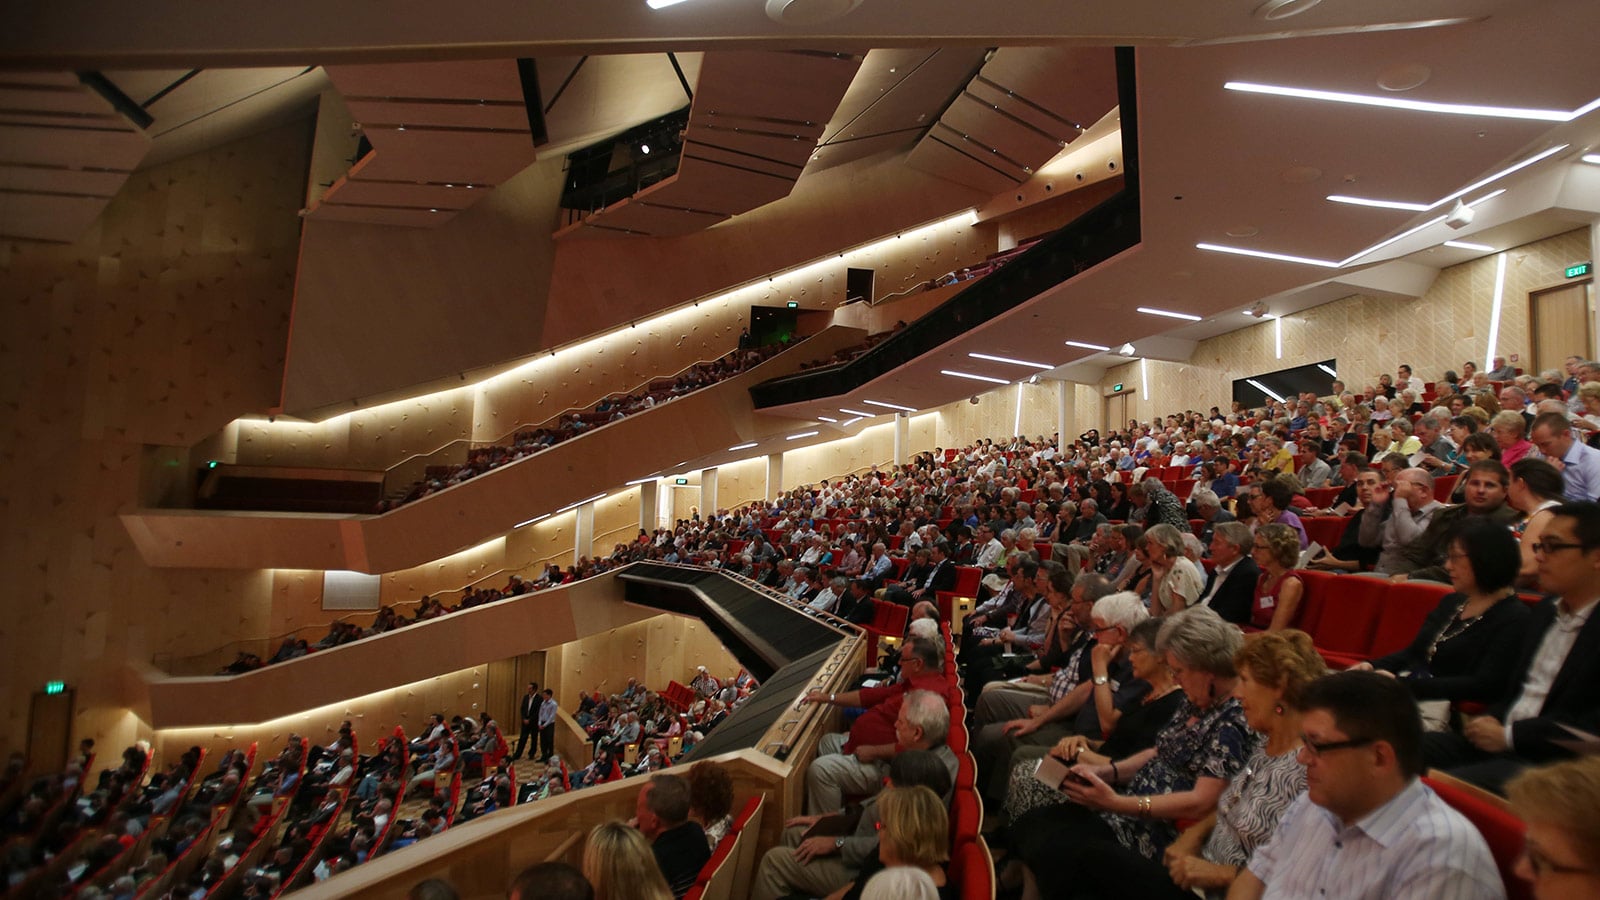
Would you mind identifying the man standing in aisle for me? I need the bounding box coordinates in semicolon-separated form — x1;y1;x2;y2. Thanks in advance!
514;682;540;761
537;689;559;764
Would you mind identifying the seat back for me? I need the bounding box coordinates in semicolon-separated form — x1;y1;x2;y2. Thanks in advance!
1293;570;1338;635
1302;515;1352;551
1370;582;1451;658
1304;487;1342;508
951;838;995;900
1306;574;1388;655
1423;776;1532;900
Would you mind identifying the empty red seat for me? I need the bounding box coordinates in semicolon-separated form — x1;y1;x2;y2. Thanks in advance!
1306;575;1388;657
937;566;984;620
1433;474;1460;503
1303;516;1352;551
1304;487;1342;508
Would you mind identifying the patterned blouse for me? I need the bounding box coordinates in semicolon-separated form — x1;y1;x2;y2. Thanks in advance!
1199;743;1305;894
1103;695;1256;860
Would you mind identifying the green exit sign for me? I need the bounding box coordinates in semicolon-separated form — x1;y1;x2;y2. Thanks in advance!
1112;383;1124;393
786;300;799;309
44;680;66;695
1566;262;1592;279
675;478;689;485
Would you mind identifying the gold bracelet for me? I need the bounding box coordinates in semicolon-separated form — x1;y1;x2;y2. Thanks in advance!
1139;796;1152;817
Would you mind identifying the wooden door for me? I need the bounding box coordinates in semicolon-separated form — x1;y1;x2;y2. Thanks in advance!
1529;281;1593;373
1106;392;1128;432
27;689;74;775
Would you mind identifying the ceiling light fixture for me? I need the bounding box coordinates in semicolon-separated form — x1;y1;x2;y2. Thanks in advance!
839;408;875;417
785;431;819;441
1197;242;1341;268
1223;81;1590;123
816;416;839;423
1442;240;1494;252
514;514;550;528
940;369;1011;385
624;476;660;485
1326;146;1565;213
1064;340;1112;352
1136;306;1203;322
863;399;917;412
1247;378;1287;403
1317;364;1338;378
1118;343;1137;356
727;442;758;451
1583;153;1600;165
646;0;695;8
968;352;1054;370
840;417;864;426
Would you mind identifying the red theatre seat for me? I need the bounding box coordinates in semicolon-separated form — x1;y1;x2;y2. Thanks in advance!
1424;776;1533;900
937;566;984;621
1302;516;1352;551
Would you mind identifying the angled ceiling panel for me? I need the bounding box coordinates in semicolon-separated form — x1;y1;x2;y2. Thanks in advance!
308;59;540;226
557;49;862;239
906;47;1117;192
0;72;150;242
809;46;989;172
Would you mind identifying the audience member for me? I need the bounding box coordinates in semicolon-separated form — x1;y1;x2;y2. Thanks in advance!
509;861;594;900
582;821;672;900
1506;756;1600;899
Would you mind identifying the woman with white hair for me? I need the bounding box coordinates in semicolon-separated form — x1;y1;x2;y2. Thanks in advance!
1144;524;1204;617
1006;607;1252;897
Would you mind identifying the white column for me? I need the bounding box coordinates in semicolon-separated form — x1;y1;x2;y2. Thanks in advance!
765;454;783;502
573;501;595;563
637;480;659;533
1056;380;1075;443
1588;221;1600;360
893;412;909;466
700;467;718;518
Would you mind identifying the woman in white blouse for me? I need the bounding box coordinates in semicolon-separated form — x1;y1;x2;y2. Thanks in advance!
1145;524;1204;617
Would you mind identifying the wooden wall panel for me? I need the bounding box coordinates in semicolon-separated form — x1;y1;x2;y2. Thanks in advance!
0;119;311;758
715;455;769;511
543;615;738;711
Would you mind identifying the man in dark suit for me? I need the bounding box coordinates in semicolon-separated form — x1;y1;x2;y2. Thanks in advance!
1192;522;1259;625
512;682;539;761
635;774;710;898
883;541;958;607
1189;489;1236;549
1423;502;1600;792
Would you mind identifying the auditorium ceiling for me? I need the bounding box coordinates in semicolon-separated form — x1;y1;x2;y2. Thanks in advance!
5;0;1600;430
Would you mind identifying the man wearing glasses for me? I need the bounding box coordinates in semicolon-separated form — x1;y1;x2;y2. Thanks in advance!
1231;671;1502;900
1421;502;1600;792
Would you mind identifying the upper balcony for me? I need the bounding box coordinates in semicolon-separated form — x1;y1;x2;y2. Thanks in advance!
121;327;868;573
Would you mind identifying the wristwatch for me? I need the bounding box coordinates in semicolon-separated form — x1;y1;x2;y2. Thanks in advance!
1093;674;1110;686
834;837;846;850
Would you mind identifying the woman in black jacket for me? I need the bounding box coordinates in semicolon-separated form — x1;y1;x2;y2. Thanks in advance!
1352;519;1531;706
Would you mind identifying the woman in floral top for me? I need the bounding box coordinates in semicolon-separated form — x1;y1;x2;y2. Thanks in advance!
1044;630;1328;899
1008;607;1254;898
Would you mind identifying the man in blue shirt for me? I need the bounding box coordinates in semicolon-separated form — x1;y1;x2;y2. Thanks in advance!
1530;412;1600;501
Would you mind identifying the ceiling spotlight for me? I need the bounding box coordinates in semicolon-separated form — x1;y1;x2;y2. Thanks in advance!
640;144;651;155
1445;199;1475;230
1244;301;1270;318
1118;343;1137;356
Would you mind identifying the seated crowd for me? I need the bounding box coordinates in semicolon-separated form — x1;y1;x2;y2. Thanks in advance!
379;341;792;512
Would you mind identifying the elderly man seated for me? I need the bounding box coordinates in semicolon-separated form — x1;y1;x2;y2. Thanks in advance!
798;641;954;814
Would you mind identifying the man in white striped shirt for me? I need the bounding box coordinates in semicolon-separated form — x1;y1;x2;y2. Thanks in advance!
1230;672;1504;900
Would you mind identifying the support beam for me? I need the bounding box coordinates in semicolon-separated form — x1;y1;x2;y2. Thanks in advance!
574;501;595;562
637;480;659;533
1057;380;1075;443
893;413;909;466
701;466;718;517
765;454;783;502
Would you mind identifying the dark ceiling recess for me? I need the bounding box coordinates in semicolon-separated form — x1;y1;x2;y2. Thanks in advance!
559;106;691;214
77;71;153;129
747;46;1141;410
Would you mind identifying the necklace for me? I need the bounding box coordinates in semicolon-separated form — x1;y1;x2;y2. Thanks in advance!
1424;592;1508;662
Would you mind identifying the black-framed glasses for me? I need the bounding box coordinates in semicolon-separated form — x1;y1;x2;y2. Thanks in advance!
1531;539;1588;556
1297;735;1374;759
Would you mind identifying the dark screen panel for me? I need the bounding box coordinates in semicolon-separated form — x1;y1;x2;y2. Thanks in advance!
1232;358;1338;409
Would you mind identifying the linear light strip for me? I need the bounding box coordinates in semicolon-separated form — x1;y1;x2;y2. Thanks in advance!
1223;81;1581;122
1442;240;1494;252
839;408;875;417
1274;315;1283;360
1136;306;1203;322
1195;243;1342;268
968;352;1054;370
1013;383;1024;436
863;399;917;412
1485;252;1508;377
840;417;864;426
1065;340;1112;351
1247;378;1286;403
624;476;660;485
786;431;819;440
1139;358;1149;401
815;416;839;423
1325;195;1430;211
514;514;550;528
555;492;607;514
727;442;758;451
1317;364;1338;378
940;369;1011;385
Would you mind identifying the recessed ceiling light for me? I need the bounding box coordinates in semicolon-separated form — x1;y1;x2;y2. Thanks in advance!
1197;242;1342;268
786;431;819;441
727;442;758;451
1442;240;1494;252
1327;146;1566;213
1225;225;1260;238
1065;340;1112;351
1253;0;1322;20
968;352;1054;370
1582;153;1600;165
514;514;550;528
1224;81;1582;122
840;417;864;426
1326;195;1430;212
1376;63;1432;93
1136;306;1204;322
863;399;917;412
839;408;875;417
816;416;839;423
940;369;1010;385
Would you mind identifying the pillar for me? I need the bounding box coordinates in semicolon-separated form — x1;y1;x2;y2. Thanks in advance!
637;480;659;533
1056;380;1076;443
893;412;909;466
574;501;595;563
765;454;783;502
700;466;718;518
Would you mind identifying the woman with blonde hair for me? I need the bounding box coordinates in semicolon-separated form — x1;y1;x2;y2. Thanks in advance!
1250;524;1303;631
1507;757;1600;899
826;785;950;900
582;821;671;900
